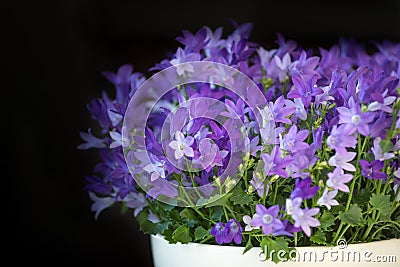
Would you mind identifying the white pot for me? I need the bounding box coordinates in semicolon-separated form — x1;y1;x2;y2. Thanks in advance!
150;234;400;267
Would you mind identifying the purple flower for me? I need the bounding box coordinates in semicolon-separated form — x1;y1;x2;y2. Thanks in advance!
288;74;323;107
224;219;243;244
195;138;218;170
272;220;301;237
102;64;133;104
327;125;357;155
169;131;195;159
280;125;309;153
290;51;320;77
170;48;201;75
210;222;226;245
292;207;320;237
176;27;209;52
317;188;339;210
251;204;284;236
290;177;319;200
360;160;387;180
337;97;375;136
89;192;114;220
328;151;356;172
284;98;307;121
368;90;396;113
77;129;106;150
125;192;148;217
326;167;353;192
262;146;293;178
260;95;295;125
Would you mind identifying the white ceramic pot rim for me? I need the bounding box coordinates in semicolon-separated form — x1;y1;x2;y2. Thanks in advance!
151;234;400;267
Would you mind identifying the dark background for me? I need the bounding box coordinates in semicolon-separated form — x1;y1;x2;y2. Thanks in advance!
6;0;400;266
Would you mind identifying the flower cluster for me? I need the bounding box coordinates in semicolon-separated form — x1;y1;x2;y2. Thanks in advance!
79;22;400;262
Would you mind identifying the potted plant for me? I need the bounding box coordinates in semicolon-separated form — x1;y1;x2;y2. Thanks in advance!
78;22;400;266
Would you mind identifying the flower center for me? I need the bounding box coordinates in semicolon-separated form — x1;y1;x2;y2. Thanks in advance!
351;115;362;125
262;214;273;224
330;136;336;145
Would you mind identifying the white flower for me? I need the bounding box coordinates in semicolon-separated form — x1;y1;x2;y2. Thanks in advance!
328;151;356;172
243;215;260;232
317;188;339;210
371;137;395;161
169;131;194;160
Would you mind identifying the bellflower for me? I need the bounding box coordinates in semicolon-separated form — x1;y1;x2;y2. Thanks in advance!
290;177;319;200
280;125;309;153
291;207;320;237
251;204;284;236
337;97;375;136
317;188;339;210
224;219;243;244
326;167;353;192
210;222;226;245
79;23;400;258
371;137;395;161
262;146;293;178
328;151;356;171
326;124;357;155
169;131;195;159
359;160;387;180
243;215;260;232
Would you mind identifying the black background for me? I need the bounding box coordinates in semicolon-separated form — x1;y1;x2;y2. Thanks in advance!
6;0;400;266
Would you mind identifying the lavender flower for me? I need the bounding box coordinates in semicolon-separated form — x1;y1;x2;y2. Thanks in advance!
280;125;309;153
292;207;320;237
326;167;354;192
77;129;106;150
262;146;293;178
251;204;284;236
337;97;375;136
89;192;114;220
327;125;357;155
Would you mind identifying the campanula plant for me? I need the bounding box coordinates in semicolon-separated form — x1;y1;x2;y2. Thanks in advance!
78;22;400;263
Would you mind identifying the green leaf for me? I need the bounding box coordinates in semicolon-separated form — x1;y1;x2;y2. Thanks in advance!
242;237;253;255
339;204;364;226
230;183;253;205
370;194;391;220
310;230;327;245
205;193;233;208
140;220;171;235
379;139;394;154
179;208;198;227
172;225;192;244
319;210;335;230
194;226;209;241
211;206;224;221
260;237;294;264
353;189;372;206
